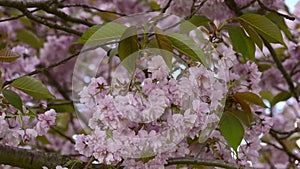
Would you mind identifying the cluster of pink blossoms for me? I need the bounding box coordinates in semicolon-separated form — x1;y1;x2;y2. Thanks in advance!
75;54;228;168
0;109;56;146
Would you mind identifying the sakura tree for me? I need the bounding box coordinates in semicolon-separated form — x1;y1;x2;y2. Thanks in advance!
0;0;299;169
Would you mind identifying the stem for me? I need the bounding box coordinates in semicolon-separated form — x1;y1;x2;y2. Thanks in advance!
263;39;299;101
83;156;95;169
59;4;126;16
269;130;300;161
50;126;75;144
186;0;208;19
161;0;173;13
18;7;83;36
43;70;70;100
0;9;39;23
3;41;118;87
40;4;95;27
257;0;295;21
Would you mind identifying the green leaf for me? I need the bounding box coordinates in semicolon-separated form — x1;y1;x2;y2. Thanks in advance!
166;33;208;67
149;1;160;10
2;89;23;113
0;48;20;63
271;91;291;106
227;26;255;61
48;100;75;113
0;42;7;50
180;15;210;33
36;136;50;145
26;107;36;122
11;76;55;99
154;27;173;69
260;91;274;102
219;112;244;153
147;38;159;48
16;30;43;48
238;14;285;46
266;12;293;41
118;26;139;74
258;64;272;72
74;24;102;44
233;96;253;121
233;92;267;108
188;15;210;27
75;22;127;45
228;110;251;127
240;21;263;50
55;114;70;132
118;26;139;60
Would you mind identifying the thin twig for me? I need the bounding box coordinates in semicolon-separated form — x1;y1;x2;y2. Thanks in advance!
263;39;299;101
40;4;95;27
225;0;243;16
50;126;75;144
271;128;300;139
257;0;295;20
0;9;39;22
161;0;173;13
83;156;95;169
269;130;300;161
16;7;83;36
3;41;118;87
187;0;208;19
59;4;126;16
43;70;70;100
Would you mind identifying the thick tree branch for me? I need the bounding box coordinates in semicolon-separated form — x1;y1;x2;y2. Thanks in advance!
0;0;51;8
0;144;105;169
166;157;257;169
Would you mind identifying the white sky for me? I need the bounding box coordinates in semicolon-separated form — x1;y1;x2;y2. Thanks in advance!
286;0;298;12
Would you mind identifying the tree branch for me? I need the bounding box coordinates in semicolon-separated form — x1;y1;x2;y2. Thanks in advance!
40;3;95;27
0;0;51;8
161;0;172;13
17;7;83;36
0;9;39;23
269;130;300;162
59;4;126;16
166;157;257;169
225;0;242;16
257;0;295;21
0;143;106;169
3;41;118;87
263;39;299;101
0;0;83;36
186;0;208;19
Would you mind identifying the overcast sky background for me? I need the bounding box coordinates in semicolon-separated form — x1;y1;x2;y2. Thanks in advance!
286;0;298;12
